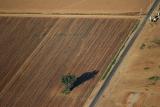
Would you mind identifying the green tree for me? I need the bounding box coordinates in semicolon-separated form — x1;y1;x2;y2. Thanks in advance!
61;74;77;94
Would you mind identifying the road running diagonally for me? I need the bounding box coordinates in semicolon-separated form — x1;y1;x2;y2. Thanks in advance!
89;0;160;107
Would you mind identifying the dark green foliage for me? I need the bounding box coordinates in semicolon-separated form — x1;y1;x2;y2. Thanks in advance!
61;74;77;94
61;74;76;85
148;76;160;81
148;76;160;85
62;88;71;95
144;67;150;70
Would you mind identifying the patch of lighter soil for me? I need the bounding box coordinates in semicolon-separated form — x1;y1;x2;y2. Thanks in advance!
127;92;140;107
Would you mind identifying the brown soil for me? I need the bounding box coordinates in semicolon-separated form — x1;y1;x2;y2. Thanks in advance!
0;17;138;107
0;0;153;15
0;17;58;92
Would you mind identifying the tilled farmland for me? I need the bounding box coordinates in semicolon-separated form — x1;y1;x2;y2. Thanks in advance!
0;17;138;107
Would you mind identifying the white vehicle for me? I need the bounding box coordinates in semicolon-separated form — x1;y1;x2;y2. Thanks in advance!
149;14;159;22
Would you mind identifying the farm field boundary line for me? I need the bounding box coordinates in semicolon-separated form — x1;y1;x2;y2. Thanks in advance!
0;11;145;19
0;14;143;19
88;0;160;107
0;11;145;16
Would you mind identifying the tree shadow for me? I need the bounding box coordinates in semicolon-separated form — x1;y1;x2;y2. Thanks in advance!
70;70;99;91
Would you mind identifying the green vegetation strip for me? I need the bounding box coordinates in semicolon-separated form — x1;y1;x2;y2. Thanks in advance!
148;76;160;85
101;21;140;80
148;76;160;81
130;21;140;34
101;50;120;80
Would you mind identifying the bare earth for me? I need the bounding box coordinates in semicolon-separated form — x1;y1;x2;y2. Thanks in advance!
0;17;57;92
0;0;156;107
0;0;153;15
96;9;160;107
0;17;138;107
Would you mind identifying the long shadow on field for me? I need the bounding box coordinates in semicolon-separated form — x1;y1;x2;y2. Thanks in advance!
70;70;99;91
